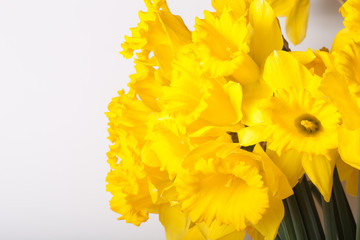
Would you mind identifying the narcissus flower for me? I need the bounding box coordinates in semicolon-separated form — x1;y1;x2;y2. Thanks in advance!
159;45;243;128
239;51;341;201
120;0;191;59
176;142;292;239
106;90;174;225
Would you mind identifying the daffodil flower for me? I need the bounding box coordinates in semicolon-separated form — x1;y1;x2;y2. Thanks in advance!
239;51;341;201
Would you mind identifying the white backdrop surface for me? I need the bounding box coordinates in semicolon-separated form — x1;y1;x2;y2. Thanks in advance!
0;0;344;239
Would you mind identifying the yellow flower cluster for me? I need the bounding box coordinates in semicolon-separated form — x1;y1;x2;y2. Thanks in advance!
106;0;360;239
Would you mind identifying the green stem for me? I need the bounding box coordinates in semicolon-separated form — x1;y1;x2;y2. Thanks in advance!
278;224;286;240
279;200;296;240
309;181;322;206
293;179;324;240
331;192;344;240
356;170;360;240
322;194;338;240
333;167;356;239
286;195;309;240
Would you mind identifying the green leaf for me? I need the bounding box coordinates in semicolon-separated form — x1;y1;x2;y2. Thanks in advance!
286;195;309;240
332;167;356;239
278;200;296;240
293;179;324;240
322;193;338;240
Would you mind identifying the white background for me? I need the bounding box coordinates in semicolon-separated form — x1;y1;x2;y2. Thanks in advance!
0;0;344;239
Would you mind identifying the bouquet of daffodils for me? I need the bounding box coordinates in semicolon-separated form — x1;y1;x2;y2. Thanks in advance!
106;0;360;239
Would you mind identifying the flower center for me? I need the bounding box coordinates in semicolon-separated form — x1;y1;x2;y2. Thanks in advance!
295;114;322;135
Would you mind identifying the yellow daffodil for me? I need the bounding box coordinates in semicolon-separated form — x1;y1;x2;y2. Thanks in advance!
192;6;258;84
239;51;341;201
120;0;194;112
106;90;152;169
106;160;171;226
120;0;191;60
106;90;175;225
142;116;191;180
176;142;292;239
159;45;243;128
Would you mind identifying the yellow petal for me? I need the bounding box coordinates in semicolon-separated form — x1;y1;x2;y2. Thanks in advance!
128;62;162;111
200;80;243;126
177;143;269;230
231;54;260;85
121;1;191;58
338;125;360;170
253;145;293;199
197;221;245;240
320;71;360;130
252;196;285;240
246;227;264;240
335;40;360;86
218;231;246;240
285;0;310;45
211;0;248;18
291;49;334;77
241;81;272;126
159;204;191;240
266;149;305;188
249;0;283;66
193;9;251;80
183;226;206;240
301;153;335;202
336;154;359;196
263;51;318;92
237;125;267;146
290;49;316;66
331;28;360;52
142;118;190;180
269;0;295;16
